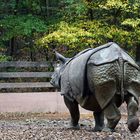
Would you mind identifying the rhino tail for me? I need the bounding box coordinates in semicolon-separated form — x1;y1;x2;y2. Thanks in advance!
118;57;125;103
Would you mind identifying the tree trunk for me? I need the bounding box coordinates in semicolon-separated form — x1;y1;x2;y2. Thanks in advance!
14;0;19;14
86;0;93;20
46;0;49;17
87;8;93;20
9;37;15;58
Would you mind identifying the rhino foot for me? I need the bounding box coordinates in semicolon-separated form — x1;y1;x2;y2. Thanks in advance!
128;116;139;132
93;126;104;132
102;127;115;132
66;124;80;130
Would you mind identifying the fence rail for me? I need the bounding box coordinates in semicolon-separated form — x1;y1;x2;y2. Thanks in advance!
0;72;52;78
0;82;52;89
0;61;54;91
0;61;51;68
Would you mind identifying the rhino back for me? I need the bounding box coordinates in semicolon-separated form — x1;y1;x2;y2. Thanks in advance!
88;43;139;69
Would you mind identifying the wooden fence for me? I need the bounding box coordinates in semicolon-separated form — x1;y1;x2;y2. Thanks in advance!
0;61;91;113
1;61;139;90
0;61;53;91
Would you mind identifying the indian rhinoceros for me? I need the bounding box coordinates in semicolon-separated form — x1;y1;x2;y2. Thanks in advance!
50;42;140;132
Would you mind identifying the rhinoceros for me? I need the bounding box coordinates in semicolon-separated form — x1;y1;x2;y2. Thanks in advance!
50;42;140;132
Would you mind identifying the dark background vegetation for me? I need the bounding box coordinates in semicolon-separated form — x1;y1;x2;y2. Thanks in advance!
0;0;140;62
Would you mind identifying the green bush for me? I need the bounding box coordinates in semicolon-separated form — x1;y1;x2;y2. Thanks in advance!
0;55;11;62
37;21;95;56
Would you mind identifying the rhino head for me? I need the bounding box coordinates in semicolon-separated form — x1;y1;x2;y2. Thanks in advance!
50;52;69;88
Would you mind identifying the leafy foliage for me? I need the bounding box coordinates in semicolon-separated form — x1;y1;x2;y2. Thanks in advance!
37;21;94;55
0;15;47;40
122;19;140;28
0;0;140;61
59;0;87;21
38;19;134;56
0;55;11;62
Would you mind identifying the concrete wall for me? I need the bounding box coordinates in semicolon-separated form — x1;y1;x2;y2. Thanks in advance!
0;92;139;116
0;92;91;114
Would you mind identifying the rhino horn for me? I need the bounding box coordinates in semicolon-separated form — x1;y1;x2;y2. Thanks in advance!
55;51;67;63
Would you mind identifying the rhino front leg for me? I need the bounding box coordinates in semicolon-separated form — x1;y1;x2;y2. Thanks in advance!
64;96;80;129
103;102;121;132
125;95;139;132
93;111;104;132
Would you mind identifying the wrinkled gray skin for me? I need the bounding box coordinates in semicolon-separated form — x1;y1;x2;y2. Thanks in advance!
50;42;140;132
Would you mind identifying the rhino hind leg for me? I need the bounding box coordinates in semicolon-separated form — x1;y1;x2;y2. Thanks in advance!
93;111;104;132
64;96;80;129
125;95;139;132
103;101;121;132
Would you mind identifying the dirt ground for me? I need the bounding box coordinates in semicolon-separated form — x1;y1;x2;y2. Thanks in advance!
0;113;140;140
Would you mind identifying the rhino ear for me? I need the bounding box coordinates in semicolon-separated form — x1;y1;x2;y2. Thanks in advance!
55;51;67;63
